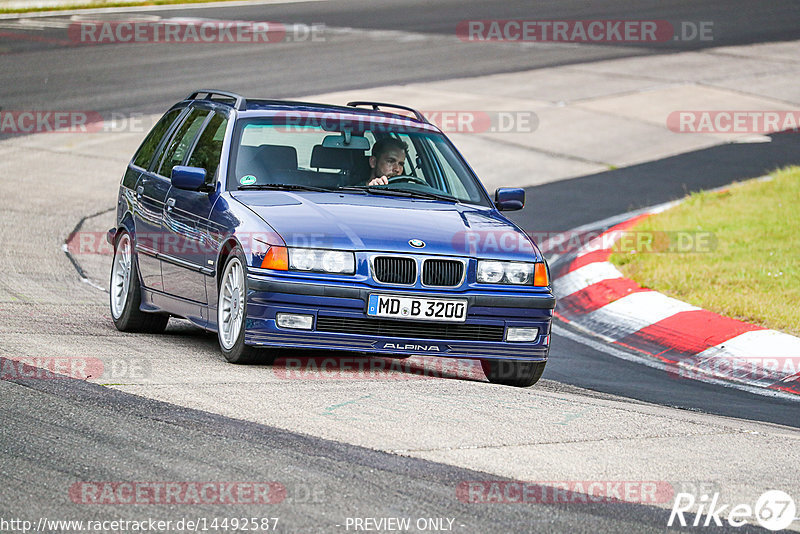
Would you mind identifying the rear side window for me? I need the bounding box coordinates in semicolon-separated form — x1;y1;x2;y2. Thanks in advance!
131;108;182;169
186;113;228;183
156;108;210;177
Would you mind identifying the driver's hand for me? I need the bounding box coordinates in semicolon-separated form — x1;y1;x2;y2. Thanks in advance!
368;176;389;186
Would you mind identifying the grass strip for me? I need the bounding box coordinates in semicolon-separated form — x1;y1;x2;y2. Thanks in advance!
609;166;799;337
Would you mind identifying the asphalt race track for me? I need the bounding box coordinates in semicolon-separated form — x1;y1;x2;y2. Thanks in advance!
1;1;800;533
1;0;800;114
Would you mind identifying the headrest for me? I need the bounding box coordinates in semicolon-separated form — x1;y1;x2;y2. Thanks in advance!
311;145;361;170
258;144;298;170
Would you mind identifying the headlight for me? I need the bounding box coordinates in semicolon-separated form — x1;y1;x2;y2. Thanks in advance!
477;261;504;283
291;248;317;271
477;260;542;285
321;250;347;273
505;263;533;284
288;248;355;274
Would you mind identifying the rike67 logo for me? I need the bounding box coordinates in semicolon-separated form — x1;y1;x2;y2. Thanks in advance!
668;490;796;531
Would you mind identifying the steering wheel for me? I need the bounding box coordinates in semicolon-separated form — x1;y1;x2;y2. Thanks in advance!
387;175;428;186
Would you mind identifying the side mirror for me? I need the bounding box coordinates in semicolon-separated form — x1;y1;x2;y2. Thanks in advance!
495;188;525;211
171;166;208;191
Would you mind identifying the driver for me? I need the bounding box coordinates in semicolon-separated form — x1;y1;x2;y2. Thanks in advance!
366;138;407;186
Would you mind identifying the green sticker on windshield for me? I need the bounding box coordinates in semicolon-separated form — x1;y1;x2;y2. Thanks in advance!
240;175;257;185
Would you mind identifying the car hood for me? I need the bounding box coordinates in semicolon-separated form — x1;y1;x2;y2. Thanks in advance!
231;191;541;260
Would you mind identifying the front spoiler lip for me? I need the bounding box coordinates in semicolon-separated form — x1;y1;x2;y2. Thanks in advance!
246;275;556;310
244;329;549;361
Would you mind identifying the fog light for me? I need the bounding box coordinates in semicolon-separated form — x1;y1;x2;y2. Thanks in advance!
506;327;539;342
276;313;313;330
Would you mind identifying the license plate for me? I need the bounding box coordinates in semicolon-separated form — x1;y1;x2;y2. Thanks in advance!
367;294;467;323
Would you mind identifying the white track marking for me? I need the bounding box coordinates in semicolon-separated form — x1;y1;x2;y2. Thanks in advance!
579;291;700;342
554;261;623;298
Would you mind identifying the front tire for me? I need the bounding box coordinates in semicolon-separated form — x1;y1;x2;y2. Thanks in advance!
217;247;271;364
109;231;169;333
481;359;546;387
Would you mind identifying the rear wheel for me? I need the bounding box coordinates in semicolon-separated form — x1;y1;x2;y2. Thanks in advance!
217;247;273;364
109;231;169;333
481;359;546;387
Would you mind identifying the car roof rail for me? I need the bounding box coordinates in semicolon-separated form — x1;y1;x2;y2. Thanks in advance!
347;101;429;124
187;89;247;111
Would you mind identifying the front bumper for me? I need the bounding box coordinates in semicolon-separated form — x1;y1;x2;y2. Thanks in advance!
243;273;554;361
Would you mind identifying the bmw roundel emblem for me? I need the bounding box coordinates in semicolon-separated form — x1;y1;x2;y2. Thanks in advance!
409;239;425;248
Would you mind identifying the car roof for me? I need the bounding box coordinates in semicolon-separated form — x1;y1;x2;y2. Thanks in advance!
239;103;442;132
180;90;442;133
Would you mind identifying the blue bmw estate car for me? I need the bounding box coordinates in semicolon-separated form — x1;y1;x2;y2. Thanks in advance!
109;90;555;386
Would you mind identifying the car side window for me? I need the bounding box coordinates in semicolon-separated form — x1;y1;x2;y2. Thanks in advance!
156;108;210;178
186;113;228;184
387;132;426;180
131;108;182;169
427;139;469;198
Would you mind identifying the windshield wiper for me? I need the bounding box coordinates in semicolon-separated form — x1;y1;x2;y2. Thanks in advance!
238;183;332;192
337;186;459;203
394;189;460;202
337;185;403;195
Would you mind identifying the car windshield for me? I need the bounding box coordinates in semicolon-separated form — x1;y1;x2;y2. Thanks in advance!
228;117;490;206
